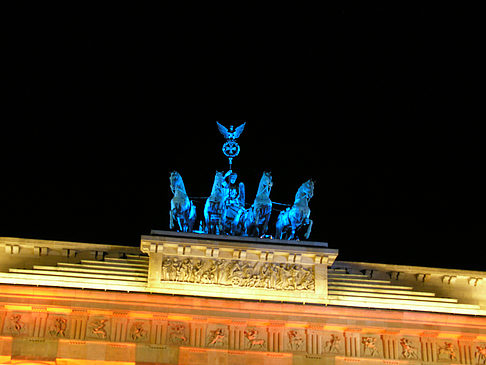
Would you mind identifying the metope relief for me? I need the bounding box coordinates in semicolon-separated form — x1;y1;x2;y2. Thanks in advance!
207;327;227;347
476;344;486;365
287;329;305;352
399;337;418;360
244;329;266;350
5;313;27;336
324;333;343;354
437;341;457;361
129;321;149;342
47;317;68;337
87;318;110;340
168;322;188;345
361;336;380;357
160;257;314;291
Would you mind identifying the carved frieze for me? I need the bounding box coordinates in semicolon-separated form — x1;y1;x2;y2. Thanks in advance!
206;325;227;348
167;322;188;345
47;316;68;338
160;257;315;291
286;329;305;352
86;317;110;340
0;306;484;365
399;337;419;360
324;333;343;354
361;336;381;357
243;328;266;350
5;313;27;336
129;321;149;342
476;344;486;364
437;341;458;362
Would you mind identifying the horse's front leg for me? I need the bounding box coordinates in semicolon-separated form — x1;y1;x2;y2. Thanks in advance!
262;207;271;236
289;215;298;240
304;219;313;240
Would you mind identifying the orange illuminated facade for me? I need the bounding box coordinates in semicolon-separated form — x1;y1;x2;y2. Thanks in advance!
0;233;485;364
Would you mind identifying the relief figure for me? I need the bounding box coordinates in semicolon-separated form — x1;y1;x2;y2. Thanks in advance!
160;257;314;291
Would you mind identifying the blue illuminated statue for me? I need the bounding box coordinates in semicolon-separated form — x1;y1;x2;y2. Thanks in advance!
234;171;273;237
204;171;225;234
169;171;196;232
276;179;314;240
221;170;245;235
217;121;245;169
168;121;316;241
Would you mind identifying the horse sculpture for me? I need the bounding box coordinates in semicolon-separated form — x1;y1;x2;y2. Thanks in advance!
236;171;273;237
276;179;314;240
169;171;196;232
204;171;225;234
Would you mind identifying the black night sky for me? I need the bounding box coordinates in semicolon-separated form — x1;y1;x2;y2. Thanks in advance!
2;5;483;271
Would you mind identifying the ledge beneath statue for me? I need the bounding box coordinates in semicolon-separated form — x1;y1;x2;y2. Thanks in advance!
140;231;337;305
150;230;330;248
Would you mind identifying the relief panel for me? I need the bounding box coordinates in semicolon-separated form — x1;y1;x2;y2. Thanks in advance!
86;316;111;340
476;342;486;365
323;331;344;355
206;323;228;349
167;321;188;345
160;257;315;291
398;336;420;360
3;312;29;336
285;328;306;352
128;319;150;343
46;315;69;338
360;334;382;358
437;339;459;362
243;327;267;351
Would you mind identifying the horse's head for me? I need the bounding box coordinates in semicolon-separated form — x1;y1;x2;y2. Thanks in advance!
210;171;224;197
257;171;273;197
215;170;224;182
170;171;185;195
304;179;315;199
296;179;314;201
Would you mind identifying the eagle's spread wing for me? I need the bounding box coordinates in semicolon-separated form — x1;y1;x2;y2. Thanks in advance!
234;122;246;139
216;121;230;139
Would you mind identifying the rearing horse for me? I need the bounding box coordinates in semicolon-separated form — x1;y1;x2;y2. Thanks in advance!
235;171;273;237
204;171;225;234
276;179;314;240
169;171;196;232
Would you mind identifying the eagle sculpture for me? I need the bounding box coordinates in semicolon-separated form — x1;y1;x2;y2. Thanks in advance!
216;121;246;141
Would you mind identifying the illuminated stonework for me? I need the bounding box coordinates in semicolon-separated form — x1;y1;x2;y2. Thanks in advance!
0;233;485;364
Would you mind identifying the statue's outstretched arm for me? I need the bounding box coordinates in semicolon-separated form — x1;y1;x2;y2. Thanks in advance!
223;170;233;179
